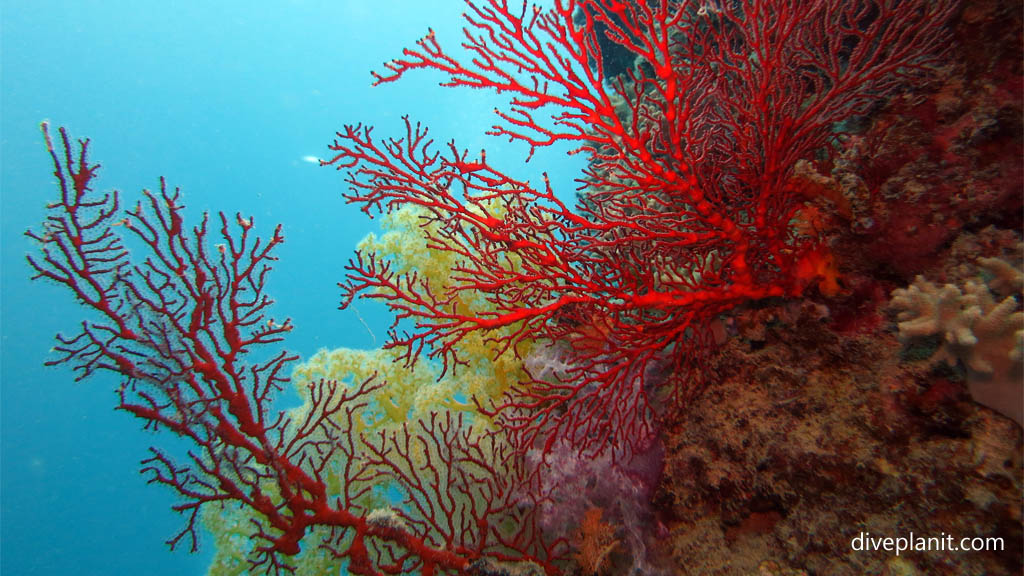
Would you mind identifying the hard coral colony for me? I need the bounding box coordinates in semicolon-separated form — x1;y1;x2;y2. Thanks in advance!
25;1;1022;576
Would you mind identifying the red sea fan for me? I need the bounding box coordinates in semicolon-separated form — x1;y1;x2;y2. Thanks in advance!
328;0;958;457
27;124;533;575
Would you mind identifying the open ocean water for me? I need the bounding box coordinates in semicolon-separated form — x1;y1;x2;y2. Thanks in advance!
1;2;580;574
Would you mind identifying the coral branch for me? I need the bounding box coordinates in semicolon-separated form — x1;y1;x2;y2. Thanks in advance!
361;412;562;575
28;124;550;574
329;0;957;457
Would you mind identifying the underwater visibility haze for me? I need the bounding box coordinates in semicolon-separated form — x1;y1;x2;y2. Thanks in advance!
2;1;1022;575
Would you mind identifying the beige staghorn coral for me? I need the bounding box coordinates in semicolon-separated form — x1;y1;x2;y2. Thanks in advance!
890;256;1024;426
979;255;1024;296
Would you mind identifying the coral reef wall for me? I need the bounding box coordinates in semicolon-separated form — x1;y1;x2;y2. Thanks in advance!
653;1;1023;574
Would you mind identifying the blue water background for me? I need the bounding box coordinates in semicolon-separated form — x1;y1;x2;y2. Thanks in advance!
1;2;582;574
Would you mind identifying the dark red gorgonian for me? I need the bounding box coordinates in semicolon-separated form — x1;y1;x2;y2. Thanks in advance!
327;0;956;456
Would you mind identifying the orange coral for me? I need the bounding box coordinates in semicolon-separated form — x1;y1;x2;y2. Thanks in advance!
795;247;844;297
573;507;620;576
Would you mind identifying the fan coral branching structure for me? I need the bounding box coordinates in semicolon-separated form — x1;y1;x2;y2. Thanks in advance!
28;0;959;574
328;0;956;456
27;124;551;575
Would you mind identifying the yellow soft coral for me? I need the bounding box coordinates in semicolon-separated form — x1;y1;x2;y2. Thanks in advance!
203;487;354;576
205;203;537;576
349;203;536;411
296;203;536;426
